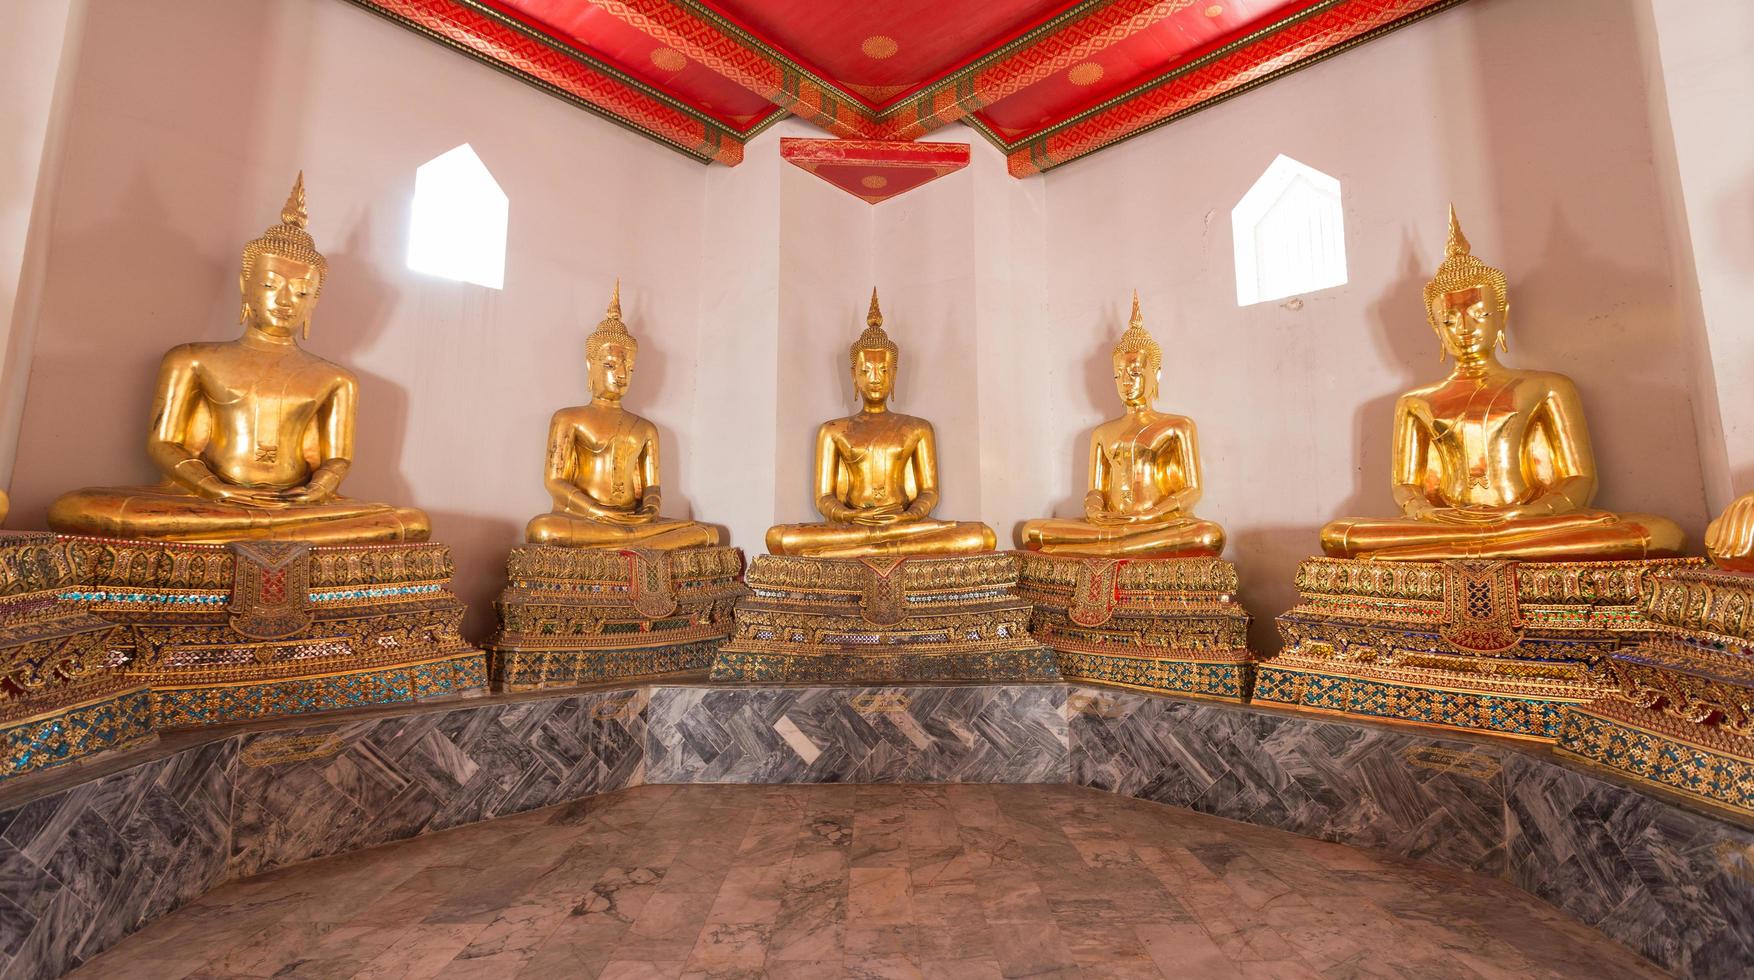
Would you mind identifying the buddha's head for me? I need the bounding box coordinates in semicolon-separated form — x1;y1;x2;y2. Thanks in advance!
1112;291;1162;408
586;280;637;403
239;172;327;339
851;288;898;406
1424;206;1509;362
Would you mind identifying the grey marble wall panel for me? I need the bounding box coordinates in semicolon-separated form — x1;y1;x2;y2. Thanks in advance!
7;682;1754;979
228;687;646;878
645;684;1068;785
0;739;234;980
1504;753;1754;980
1068;686;1508;874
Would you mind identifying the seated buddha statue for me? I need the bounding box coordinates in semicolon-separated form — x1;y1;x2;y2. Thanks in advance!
46;174;429;545
524;282;718;550
1021;293;1224;557
1320;208;1683;562
765;290;996;558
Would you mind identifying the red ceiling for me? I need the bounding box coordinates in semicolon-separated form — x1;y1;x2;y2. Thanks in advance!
347;0;1468;176
781;138;971;205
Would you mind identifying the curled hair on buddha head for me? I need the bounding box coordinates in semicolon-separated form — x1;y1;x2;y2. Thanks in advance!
850;287;899;372
1424;205;1510;355
586;278;638;366
239;172;328;335
1112;289;1163;378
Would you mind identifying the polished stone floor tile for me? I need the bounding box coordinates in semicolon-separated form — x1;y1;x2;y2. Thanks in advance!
69;784;1661;980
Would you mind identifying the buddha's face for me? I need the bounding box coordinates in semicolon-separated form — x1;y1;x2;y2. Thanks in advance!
854;348;895;403
1433;285;1503;359
241;253;320;337
1113;350;1154;406
589;342;633;401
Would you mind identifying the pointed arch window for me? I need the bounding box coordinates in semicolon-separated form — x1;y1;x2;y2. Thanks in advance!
1231;155;1345;306
407;144;507;289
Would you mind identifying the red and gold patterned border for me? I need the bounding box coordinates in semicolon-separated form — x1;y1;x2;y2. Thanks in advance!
344;0;1466;176
1002;0;1467;175
344;0;764;164
780;138;970;204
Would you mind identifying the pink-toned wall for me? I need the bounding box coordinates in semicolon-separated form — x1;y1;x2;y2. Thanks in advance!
4;0;713;636
1037;0;1713;648
1641;0;1754;511
1;0;1732;651
0;3;83;491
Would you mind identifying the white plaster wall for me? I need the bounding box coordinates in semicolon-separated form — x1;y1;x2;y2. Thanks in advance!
0;2;83;494
5;0;711;636
691;124;785;554
1643;0;1754;509
1038;0;1712;648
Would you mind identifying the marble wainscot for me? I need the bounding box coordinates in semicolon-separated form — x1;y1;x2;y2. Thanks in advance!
61;536;485;729
488;544;746;690
709;553;1060;682
1559;563;1754;816
1259;556;1701;739
0;685;646;979
645;683;1068;783
1;683;1752;978
1069;686;1754;978
0;533;149;781
1018;552;1252;700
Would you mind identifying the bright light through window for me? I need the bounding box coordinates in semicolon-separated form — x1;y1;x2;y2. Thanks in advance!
407;144;507;289
1232;154;1345;306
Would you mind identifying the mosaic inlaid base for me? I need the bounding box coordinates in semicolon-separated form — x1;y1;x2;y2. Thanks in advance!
488;544;745;690
1558;564;1754;815
0;532;148;779
710;553;1061;683
63;535;487;728
1017;552;1252;701
1259;556;1702;739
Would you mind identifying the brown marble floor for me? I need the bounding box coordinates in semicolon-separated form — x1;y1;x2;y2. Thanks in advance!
71;784;1662;980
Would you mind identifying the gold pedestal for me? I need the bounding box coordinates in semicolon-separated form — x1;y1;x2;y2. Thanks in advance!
63;536;485;728
710;554;1060;683
1017;553;1251;701
488;545;746;690
1558;565;1754;815
0;533;149;779
1258;556;1702;739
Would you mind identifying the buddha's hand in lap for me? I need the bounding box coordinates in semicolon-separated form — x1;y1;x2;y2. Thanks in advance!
599;509;654;527
850;506;907;527
201;482;299;509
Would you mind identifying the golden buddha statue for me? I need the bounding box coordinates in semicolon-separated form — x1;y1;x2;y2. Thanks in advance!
1706;491;1754;571
46;174;429;545
524;282;718;550
765;290;996;558
1021;293;1224;557
1320;208;1683;562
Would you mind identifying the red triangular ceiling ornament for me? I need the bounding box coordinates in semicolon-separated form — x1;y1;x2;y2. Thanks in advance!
781;138;970;205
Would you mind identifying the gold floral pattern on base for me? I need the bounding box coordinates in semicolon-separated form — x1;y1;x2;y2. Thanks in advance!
0;531;143;779
710;554;1060;683
60;535;485;729
1259;555;1702;739
1559;564;1754;815
1017;553;1252;701
489;545;746;691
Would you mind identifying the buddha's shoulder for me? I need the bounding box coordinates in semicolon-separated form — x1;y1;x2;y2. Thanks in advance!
885;412;934;430
160;340;226;364
291;348;357;384
1512;368;1579;392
